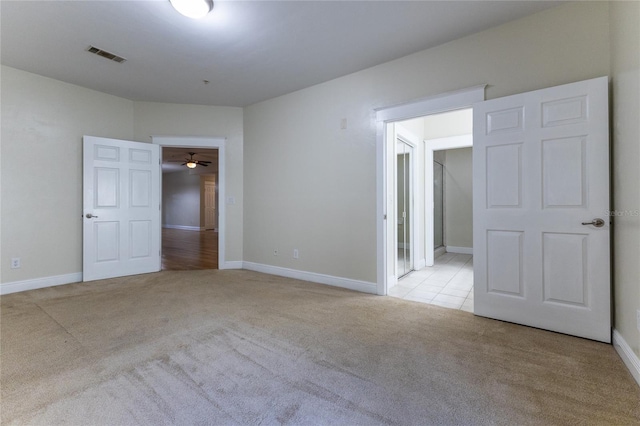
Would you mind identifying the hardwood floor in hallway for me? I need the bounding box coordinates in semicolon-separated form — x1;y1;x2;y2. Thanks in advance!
162;228;218;270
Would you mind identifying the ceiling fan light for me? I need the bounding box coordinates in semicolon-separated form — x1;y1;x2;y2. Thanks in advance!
186;161;197;169
169;0;213;19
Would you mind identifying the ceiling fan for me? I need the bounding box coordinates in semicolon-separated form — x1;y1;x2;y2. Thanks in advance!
180;152;212;169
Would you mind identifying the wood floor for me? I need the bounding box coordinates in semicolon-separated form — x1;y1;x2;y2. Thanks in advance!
161;228;218;270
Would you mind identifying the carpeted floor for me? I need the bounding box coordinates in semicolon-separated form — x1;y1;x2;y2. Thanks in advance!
1;270;639;425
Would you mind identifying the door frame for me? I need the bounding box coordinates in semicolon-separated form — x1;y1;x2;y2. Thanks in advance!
375;85;485;295
151;136;227;269
395;132;418;280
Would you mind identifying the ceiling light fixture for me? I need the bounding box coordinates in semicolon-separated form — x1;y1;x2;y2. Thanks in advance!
186;161;197;169
169;0;213;19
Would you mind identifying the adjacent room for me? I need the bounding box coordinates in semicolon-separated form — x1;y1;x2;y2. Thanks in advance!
1;1;639;424
161;147;219;271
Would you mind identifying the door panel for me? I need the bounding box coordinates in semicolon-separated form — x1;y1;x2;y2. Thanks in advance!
473;77;610;342
487;230;524;296
83;136;161;282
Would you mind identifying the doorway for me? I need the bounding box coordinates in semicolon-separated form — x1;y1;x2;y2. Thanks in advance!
390;110;474;310
375;86;485;295
161;147;219;270
152;135;227;270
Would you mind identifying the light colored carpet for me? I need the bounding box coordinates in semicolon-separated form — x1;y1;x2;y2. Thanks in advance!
1;270;639;425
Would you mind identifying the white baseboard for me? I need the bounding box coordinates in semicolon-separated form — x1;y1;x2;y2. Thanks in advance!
446;246;473;255
221;261;243;270
243;262;377;294
414;258;426;270
162;225;200;231
0;272;82;295
434;246;446;258
0;263;378;297
613;329;640;388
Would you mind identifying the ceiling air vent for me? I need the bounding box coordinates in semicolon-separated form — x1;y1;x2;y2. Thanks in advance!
86;46;127;63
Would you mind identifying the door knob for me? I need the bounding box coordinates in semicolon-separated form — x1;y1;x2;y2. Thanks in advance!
85;213;98;219
581;218;604;227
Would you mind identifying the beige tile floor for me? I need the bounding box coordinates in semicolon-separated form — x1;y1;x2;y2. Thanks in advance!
390;252;473;312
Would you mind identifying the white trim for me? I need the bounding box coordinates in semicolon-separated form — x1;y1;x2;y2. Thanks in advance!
221;261;243;270
445;246;473;255
434;246;447;258
151;136;226;146
613;329;640;388
414;258;426;270
163;224;200;231
376;120;387;295
375;85;487;122
395;126;420;278
376;85;485;296
0;273;82;295
152;136;227;271
243;262;377;294
387;274;398;289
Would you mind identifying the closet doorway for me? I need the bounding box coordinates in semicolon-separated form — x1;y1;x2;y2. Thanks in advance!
397;137;415;278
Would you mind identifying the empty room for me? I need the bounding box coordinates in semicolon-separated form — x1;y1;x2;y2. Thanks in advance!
1;1;639;424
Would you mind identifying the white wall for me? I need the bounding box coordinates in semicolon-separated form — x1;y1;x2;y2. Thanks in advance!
243;2;610;283
424;109;473;140
1;66;134;283
132;102;243;262
610;1;640;360
162;171;201;229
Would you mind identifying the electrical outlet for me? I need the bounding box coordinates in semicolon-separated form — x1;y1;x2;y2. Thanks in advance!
11;257;21;269
293;249;299;259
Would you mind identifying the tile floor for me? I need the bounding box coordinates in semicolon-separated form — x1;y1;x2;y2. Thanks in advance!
389;252;473;312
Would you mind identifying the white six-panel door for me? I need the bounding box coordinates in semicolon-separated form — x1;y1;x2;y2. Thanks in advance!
83;136;161;282
473;77;610;342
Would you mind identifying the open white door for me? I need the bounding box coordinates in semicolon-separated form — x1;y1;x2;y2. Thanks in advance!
473;77;610;342
83;136;161;282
